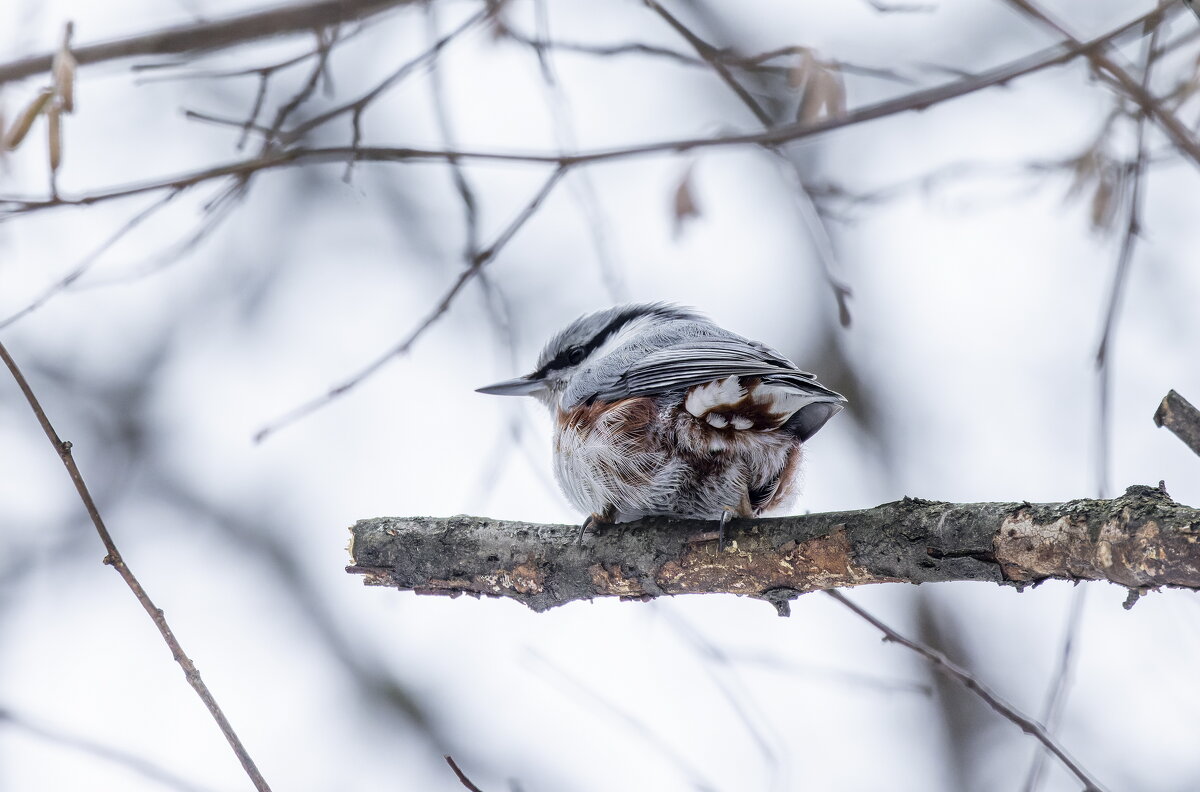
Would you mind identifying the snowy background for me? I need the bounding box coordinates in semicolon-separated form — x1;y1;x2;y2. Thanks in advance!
1;1;1199;790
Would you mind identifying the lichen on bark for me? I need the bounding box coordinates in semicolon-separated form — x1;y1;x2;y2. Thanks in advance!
347;485;1200;612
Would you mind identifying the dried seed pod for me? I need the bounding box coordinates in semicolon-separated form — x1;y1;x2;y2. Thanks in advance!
797;69;831;123
47;106;62;173
3;88;52;150
52;49;77;114
788;49;815;90
824;62;848;119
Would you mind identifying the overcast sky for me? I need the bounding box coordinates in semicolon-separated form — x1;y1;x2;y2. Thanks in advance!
2;1;1199;790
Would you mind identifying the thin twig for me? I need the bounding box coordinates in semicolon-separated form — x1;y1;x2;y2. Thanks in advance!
1094;17;1164;500
132;11;386;87
262;27;339;145
0;706;214;792
645;0;771;126
425;2;481;260
824;589;1105;792
0;3;1178;220
184;108;274;137
0;341;272;792
525;650;719;792
236;71;271;150
498;32;916;84
279;8;488;145
526;0;627;300
644;0;854;324
0;190;180;330
656;608;781;781
1020;585;1088;792
425;0;521;387
444;756;486;792
253;167;566;442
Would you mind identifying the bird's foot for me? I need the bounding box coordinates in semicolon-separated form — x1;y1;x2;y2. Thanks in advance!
578;505;618;545
578;513;608;545
718;508;735;552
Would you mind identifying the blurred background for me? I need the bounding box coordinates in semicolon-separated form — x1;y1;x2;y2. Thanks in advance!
2;0;1199;790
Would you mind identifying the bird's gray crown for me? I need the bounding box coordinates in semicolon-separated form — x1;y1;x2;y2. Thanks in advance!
532;302;701;378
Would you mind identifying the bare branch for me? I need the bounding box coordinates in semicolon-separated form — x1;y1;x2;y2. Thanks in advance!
0;0;413;86
253;167;566;442
1155;390;1200;458
350;488;1195;790
347;485;1200;613
0;341;272;792
2;2;1175;218
825;590;1104;792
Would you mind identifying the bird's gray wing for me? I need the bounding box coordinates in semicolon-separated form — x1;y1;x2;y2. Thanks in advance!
590;337;844;402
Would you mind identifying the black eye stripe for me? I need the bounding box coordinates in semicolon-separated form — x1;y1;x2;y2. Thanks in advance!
535;313;631;376
535;305;681;378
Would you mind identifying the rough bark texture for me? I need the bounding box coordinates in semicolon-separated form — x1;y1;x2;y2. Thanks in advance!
346;485;1200;614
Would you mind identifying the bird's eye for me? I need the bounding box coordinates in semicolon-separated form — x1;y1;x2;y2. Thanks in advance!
567;346;585;365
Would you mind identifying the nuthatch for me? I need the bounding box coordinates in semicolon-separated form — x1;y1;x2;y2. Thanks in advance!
478;303;845;547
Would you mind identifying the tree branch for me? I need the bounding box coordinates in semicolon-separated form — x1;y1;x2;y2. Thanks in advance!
1002;0;1200;170
0;340;272;792
2;2;1179;219
0;0;412;86
347;485;1200;614
1155;390;1200;458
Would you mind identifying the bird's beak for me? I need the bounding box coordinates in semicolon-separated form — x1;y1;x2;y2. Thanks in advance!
476;374;545;396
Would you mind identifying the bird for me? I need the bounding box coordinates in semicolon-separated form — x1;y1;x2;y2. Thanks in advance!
476;303;846;548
